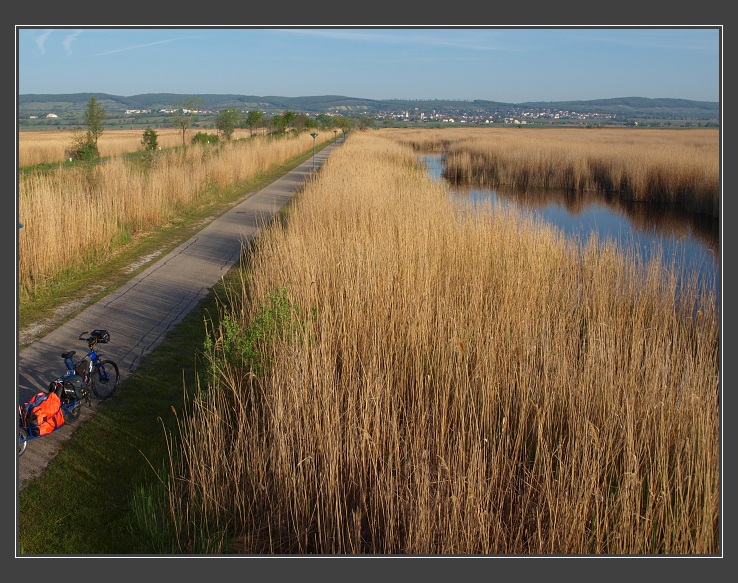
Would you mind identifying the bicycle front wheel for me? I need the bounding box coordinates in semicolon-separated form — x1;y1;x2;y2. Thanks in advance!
18;426;28;456
91;360;119;400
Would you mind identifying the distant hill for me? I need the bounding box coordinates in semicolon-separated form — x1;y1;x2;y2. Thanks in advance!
18;93;387;114
518;96;719;119
17;93;720;126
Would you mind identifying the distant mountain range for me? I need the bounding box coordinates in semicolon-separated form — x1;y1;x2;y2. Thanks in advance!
17;93;720;124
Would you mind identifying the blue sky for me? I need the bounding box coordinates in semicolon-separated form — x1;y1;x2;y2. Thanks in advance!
16;26;721;103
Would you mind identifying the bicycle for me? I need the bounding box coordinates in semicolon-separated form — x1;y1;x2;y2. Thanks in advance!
17;329;119;456
63;329;119;400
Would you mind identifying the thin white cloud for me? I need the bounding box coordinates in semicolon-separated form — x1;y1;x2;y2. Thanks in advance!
63;30;83;56
35;30;52;54
94;36;202;56
278;26;718;56
94;38;176;56
274;27;521;53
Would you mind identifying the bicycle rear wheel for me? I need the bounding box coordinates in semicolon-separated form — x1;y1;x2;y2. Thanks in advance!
18;426;28;456
91;360;119;400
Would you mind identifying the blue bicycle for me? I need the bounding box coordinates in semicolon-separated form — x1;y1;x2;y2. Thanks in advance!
62;330;120;401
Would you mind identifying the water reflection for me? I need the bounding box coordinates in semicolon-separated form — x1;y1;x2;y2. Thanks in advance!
421;154;721;310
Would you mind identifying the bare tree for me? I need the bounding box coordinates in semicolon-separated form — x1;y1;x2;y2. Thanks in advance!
172;97;205;146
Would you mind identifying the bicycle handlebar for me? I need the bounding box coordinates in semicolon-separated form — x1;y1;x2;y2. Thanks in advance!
78;329;111;345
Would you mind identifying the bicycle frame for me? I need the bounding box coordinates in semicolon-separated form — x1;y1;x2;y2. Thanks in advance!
65;330;119;401
69;345;104;383
65;340;113;386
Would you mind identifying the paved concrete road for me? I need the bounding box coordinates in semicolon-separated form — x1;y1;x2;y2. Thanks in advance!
17;142;338;490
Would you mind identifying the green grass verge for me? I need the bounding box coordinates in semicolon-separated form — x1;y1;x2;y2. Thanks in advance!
16;142;323;555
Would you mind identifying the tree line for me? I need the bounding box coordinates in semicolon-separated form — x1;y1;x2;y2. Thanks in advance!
67;96;371;161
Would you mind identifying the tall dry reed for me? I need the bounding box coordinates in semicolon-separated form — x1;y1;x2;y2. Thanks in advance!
18;131;333;300
163;131;719;554
390;127;720;217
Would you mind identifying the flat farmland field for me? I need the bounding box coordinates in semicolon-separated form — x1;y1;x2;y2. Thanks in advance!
18;127;258;167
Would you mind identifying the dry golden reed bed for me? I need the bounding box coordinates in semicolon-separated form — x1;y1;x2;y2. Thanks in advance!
390;126;720;217
163;131;719;554
17;129;333;301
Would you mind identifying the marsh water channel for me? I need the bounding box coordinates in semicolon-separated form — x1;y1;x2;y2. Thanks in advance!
420;154;721;312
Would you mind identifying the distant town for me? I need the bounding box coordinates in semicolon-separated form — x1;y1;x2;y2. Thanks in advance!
18;93;720;130
371;106;617;126
110;105;616;124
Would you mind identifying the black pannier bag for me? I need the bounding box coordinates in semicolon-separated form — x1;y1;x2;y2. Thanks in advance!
63;374;86;399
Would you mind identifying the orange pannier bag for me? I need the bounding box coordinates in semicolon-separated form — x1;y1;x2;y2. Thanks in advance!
22;391;65;436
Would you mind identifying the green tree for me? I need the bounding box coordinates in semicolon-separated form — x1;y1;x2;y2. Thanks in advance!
172;97;205;146
335;115;353;138
271;113;287;133
354;115;375;131
244;110;264;136
67;127;99;161
293;113;314;131
314;113;333;130
84;96;106;148
215;107;242;141
280;110;297;131
141;127;159;151
67;96;106;161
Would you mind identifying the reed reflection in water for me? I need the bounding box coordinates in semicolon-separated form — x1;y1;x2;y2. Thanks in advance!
421;154;720;310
